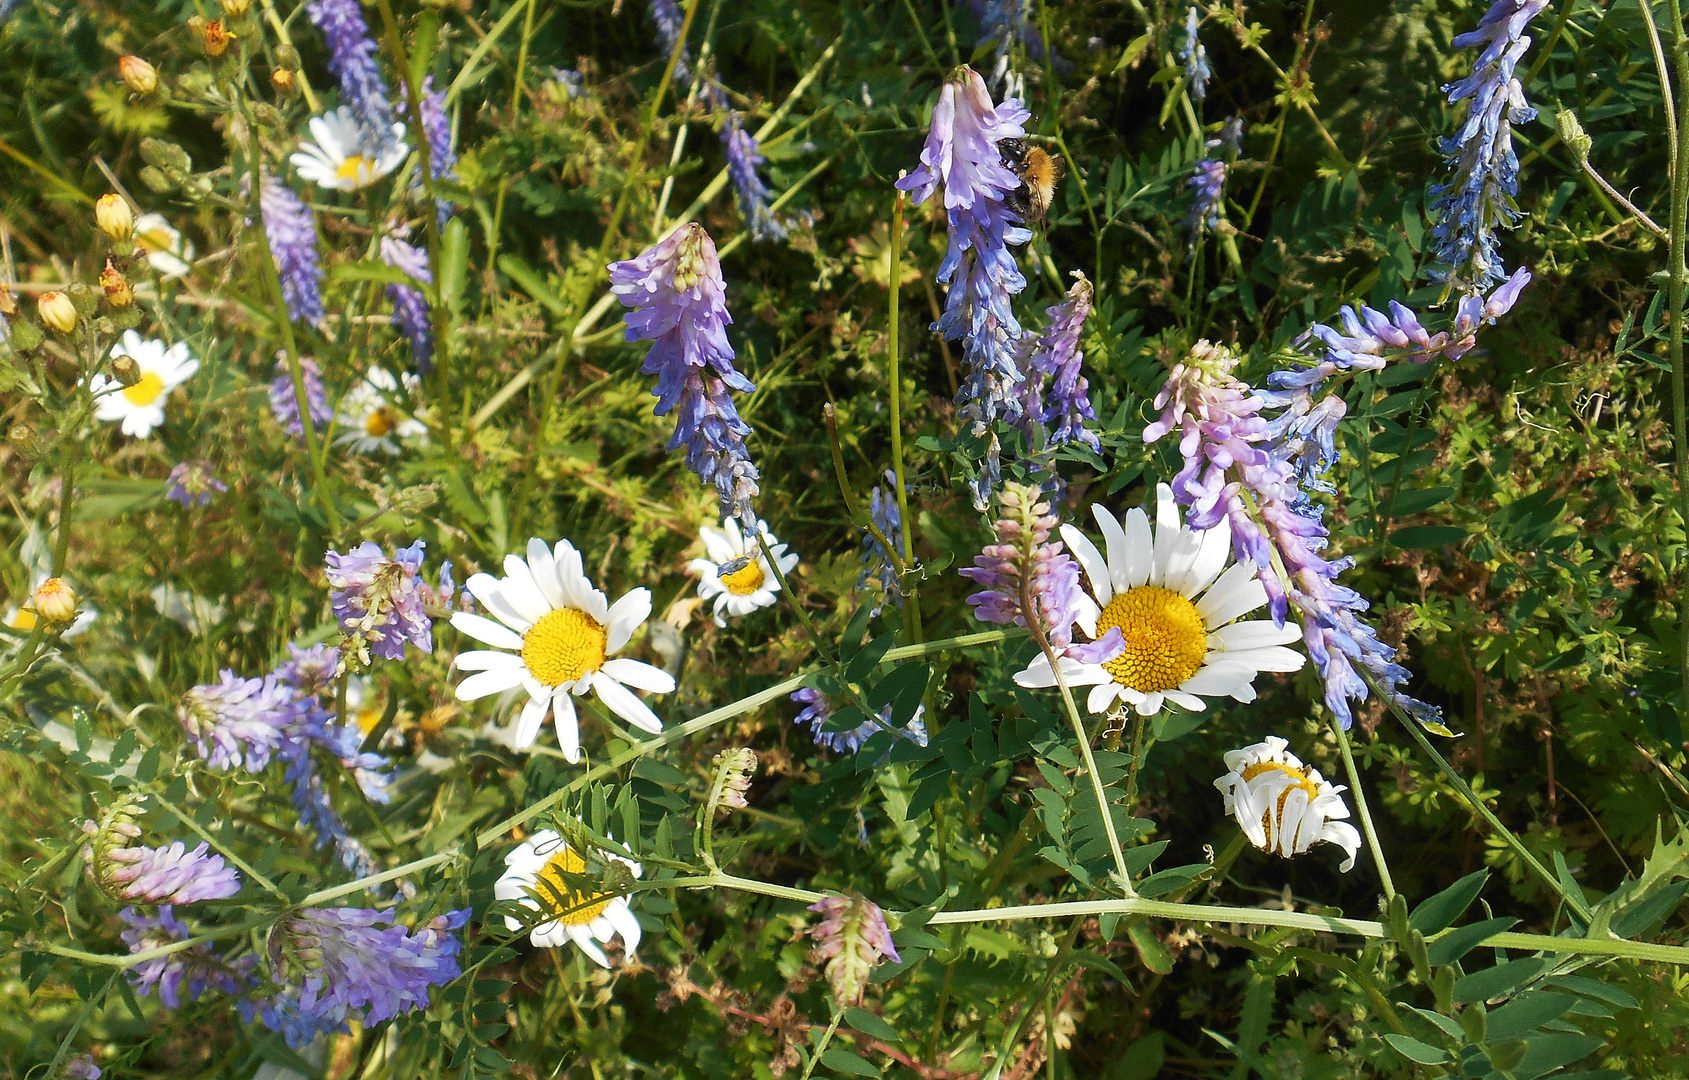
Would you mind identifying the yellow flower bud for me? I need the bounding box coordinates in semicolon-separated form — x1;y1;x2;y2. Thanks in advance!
37;291;77;334
31;578;78;625
95;194;134;240
222;0;251;15
100;262;134;308
119;55;159;95
271;67;296;92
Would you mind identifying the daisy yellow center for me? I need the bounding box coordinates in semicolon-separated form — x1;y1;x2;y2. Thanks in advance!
355;706;382;734
1093;586;1209;692
336;155;371;182
365;406;397;437
8;609;37;631
1240;761;1321;838
718;556;765;596
536;847;612;925
521;608;607;687
122;372;165;406
138;229;172;253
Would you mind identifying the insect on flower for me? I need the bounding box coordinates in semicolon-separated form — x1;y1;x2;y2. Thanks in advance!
997;136;1061;225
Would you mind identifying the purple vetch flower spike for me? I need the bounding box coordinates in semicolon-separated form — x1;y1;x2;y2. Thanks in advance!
324;539;434;665
857;470;903;612
120;906;255;1009
721;114;786;242
647;0;694;86
305;0;396;148
166;460;228;507
789;685;928;755
276;642;342;697
254;906;467;1047
1186;158;1226;247
608;223;761;528
270;356;332;440
1428;0;1549;293
417;78;457;183
807;894;901;1009
105;841;242;905
1181;7;1212;101
380;235;434;373
1022;271;1099;452
260;179;325;326
61;1055;101;1080
179;671;302;772
898;66;1032;507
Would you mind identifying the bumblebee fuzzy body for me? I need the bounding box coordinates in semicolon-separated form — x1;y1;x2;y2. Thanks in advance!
997;137;1061;225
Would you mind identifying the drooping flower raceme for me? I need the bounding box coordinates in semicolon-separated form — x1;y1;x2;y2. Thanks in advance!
450;538;676;761
495;828;643;966
686;515;799;626
270;356;332;439
101;841;242;905
381;234;434;372
260;178;326;327
179;671;302;772
1015;484;1304;717
120;906;255;1009
609;223;762;528
1428;0;1549;293
166;461;227;507
305;0;396;144
808;893;901;1009
857;470;903;612
1181;7;1212;101
646;0;694;86
325;539;435;664
1017;271;1099;453
898;66;1033;508
789;686;928;755
1186;158;1226;246
1214;736;1361;871
90;331;199;438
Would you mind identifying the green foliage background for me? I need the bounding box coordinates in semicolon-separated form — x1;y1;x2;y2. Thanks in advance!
3;0;1689;1076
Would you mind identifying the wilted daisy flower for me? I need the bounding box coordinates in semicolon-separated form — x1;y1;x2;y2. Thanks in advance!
494;828;643;966
685;516;798;627
291;107;409;192
1015;484;1304;716
1214;736;1361;871
335;367;426;454
179;671;302;772
807;893;900;1009
450;538;676;760
133;213;195;278
270;356;332;440
166;460;227;507
119;905;255;1009
90;331;199;438
790;686;928;755
325;539;435;663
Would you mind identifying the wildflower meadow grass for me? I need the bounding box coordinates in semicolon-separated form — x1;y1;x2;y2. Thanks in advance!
6;0;1689;1076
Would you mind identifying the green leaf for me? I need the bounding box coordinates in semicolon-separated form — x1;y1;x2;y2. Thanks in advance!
843;1007;899;1042
1486;991;1577;1044
1410;869;1488;933
1105;1033;1164;1080
820;1047;880;1076
1544;974;1638;1010
1425;916;1517;966
1112;33;1152;73
631;758;689;788
1453;957;1547;1004
1389;525;1468;549
440;217;469;316
1512;1033;1604;1079
1128;920;1173;974
1382;1034;1448;1065
1387;486;1455;517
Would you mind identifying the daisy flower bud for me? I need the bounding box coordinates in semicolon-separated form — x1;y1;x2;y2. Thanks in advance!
222;0;251;16
272;67;298;93
31;577;78;624
807;893;900;1009
710;748;758;812
1214;736;1361;871
95;194;134;240
38;291;77;334
119;55;159;95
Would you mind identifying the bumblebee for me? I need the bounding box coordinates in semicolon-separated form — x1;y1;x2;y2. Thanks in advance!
997;137;1061;225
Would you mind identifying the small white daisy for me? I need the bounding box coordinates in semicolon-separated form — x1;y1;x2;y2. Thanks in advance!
88;331;199;438
291;107;409;192
335;367;427;455
1214;736;1362;871
1015;483;1304;717
685;517;799;627
494;828;643;966
132;213;195;278
450;538;676;761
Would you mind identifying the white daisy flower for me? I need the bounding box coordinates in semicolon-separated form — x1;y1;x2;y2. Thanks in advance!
685;517;799;627
450;538;676;761
494;828;642;966
1214;736;1362;871
335;367;427;455
1015;483;1304;717
132;213;195;278
88;331;199;438
291;107;409;192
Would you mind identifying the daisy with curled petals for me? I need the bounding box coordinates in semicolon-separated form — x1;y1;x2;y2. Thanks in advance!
1016;483;1304;716
335;366;426;455
1214;736;1361;871
450;539;675;761
89;331;199;438
291;107;409;193
685;517;799;627
494;828;642;966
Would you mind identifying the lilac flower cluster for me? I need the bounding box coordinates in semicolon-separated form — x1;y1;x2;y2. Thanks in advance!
306;0;396;146
62;1056;100;1080
1181;7;1212;101
647;0;694;86
418;78;457;184
248;907;468;1047
807;893;901;1009
1017;272;1099;453
260;179;325;326
381;235;434;373
790;686;928;755
1428;0;1549;292
270;356;331;440
609;223;761;528
165;460;227;507
898;67;1032;507
960;481;1122;663
178;671;302;772
967;0;1047;96
120;906;255;1009
1186;158;1226;247
105;842;242;905
857;470;903;612
325;539;436;664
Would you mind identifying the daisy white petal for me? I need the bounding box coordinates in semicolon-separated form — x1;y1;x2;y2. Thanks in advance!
553;693;580;763
600;658;676;693
456;668;525;701
605;588;652;654
515;693;550;748
1059;523;1112;606
455;650;525;672
1212;621;1303;651
1092;505;1135;595
1121;507;1154;589
451;613;526;651
1194;564;1270;626
595;676;663;733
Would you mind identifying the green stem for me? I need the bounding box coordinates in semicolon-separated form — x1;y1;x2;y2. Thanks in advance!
1637;0;1679;171
1669;0;1689;728
800;1008;844;1080
885;187;922;646
152;792;288;901
1332;719;1395;902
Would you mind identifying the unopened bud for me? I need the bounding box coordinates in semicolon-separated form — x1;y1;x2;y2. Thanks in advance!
8;423;42;457
100;260;133;308
221;0;251;15
271;68;296;93
119;55;159;95
95;194;134;240
711;748;758;812
1557;111;1591;166
37;291;77;334
31;578;78;624
389;485;440;516
110;353;142;387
